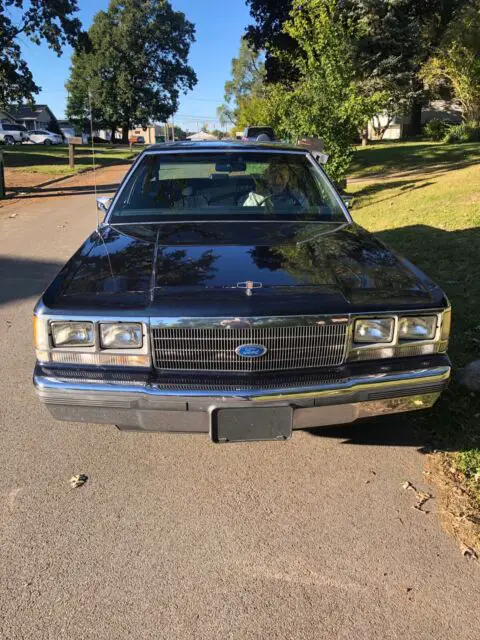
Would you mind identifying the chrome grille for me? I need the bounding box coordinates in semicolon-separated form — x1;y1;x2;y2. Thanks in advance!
151;324;349;372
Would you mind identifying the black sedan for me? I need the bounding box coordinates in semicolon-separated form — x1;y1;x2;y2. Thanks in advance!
33;141;451;442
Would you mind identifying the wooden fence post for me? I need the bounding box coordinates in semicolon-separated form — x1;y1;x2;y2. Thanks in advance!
0;150;5;199
68;143;75;169
68;136;83;170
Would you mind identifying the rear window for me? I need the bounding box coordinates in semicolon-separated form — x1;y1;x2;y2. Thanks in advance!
108;151;348;225
4;124;27;132
246;127;274;138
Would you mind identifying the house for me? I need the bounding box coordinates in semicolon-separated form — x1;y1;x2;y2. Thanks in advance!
8;104;60;132
368;100;463;140
57;120;77;140
0;109;16;124
128;124;166;144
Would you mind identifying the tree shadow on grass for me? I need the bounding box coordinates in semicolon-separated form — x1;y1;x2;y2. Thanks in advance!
352;179;435;209
305;224;480;457
3;147;133;169
6;182;120;200
350;142;480;180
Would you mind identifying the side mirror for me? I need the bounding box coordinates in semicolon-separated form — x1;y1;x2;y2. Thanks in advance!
96;196;112;218
312;151;329;165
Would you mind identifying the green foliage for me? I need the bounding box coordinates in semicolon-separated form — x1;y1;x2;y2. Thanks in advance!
268;0;385;182
424;118;450;141
211;129;227;139
443;121;480;143
457;449;480;480
0;0;83;106
66;0;196;141
217;38;265;126
421;1;480;124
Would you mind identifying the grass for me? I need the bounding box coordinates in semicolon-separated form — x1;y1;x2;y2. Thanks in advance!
350;140;480;180
1;144;140;176
347;141;480;514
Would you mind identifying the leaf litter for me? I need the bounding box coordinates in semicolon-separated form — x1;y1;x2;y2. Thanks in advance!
69;474;88;489
401;480;433;514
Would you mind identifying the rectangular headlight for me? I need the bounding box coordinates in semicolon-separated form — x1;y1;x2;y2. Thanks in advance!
51;321;94;347
399;316;436;340
100;323;143;349
354;318;394;343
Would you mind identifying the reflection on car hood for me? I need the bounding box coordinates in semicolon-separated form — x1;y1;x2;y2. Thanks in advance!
48;221;445;314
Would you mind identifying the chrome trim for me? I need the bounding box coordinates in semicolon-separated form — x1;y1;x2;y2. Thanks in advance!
306;152;353;224
34;365;450;400
33;310;151;363
149;315;349;329
104;146;351;227
150;322;349;372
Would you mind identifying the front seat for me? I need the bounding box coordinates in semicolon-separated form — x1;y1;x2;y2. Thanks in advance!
173;186;209;209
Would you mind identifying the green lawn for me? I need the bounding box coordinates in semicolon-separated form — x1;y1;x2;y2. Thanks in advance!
2;144;140;176
347;141;480;512
350;140;480;180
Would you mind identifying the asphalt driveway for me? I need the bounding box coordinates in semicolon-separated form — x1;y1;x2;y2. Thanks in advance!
1;166;479;640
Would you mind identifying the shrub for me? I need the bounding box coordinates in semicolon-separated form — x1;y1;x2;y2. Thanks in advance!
443;121;480;144
424;118;449;141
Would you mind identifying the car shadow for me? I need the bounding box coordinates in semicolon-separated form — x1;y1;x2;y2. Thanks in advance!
0;256;63;306
304;414;425;447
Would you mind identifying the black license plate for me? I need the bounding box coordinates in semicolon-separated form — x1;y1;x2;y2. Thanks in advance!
210;406;293;443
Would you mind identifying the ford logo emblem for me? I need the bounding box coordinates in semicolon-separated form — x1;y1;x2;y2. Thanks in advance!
235;344;267;358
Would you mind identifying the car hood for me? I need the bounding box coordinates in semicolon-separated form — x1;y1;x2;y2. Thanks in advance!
47;221;444;315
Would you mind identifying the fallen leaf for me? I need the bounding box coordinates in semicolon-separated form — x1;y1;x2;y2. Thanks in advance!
460;544;478;560
8;213;17;218
69;474;88;489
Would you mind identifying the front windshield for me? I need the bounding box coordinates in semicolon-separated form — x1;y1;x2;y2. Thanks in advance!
108;151;349;224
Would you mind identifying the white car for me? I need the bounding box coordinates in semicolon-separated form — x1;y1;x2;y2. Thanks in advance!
0;123;30;144
29;129;63;145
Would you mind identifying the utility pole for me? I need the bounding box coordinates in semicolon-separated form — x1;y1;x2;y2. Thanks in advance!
171;115;175;142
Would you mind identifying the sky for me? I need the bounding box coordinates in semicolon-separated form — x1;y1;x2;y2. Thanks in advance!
16;0;253;132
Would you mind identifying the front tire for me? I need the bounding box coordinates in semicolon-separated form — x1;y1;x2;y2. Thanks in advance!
4;135;15;146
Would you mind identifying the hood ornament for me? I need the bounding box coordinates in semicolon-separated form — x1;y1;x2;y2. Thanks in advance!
236;280;262;297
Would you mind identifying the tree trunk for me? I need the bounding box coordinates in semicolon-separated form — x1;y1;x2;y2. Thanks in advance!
410;99;423;136
121;124;129;144
360;122;369;146
110;125;117;143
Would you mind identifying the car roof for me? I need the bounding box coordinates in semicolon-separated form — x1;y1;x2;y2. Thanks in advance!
143;140;308;154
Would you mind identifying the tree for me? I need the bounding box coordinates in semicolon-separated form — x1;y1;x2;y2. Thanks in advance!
66;0;197;143
211;129;227;139
0;0;83;106
421;0;480;123
270;0;385;182
217;38;265;126
245;0;474;134
245;0;298;83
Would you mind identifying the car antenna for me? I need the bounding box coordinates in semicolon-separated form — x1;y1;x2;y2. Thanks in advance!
88;90;99;228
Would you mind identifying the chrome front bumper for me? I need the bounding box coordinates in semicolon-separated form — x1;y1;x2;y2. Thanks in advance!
34;358;451;432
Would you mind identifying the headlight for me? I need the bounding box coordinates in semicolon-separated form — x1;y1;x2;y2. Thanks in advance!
51;321;94;347
399;316;436;340
100;323;143;349
354;318;394;343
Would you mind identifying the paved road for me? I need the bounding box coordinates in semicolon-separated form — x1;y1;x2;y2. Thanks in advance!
1;167;479;640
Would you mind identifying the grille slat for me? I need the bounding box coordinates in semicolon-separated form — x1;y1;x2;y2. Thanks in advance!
152;323;349;372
